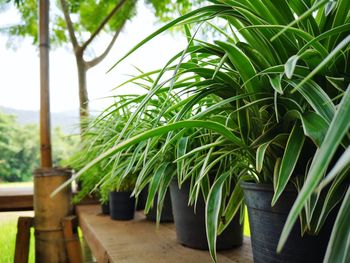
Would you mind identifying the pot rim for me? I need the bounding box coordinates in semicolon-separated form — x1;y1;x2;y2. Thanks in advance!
240;181;296;192
109;190;133;194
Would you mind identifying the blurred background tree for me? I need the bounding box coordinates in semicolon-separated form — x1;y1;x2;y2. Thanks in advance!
0;111;78;182
0;0;203;134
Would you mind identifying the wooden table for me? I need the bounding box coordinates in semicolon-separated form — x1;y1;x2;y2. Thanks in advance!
76;205;253;263
0;187;33;211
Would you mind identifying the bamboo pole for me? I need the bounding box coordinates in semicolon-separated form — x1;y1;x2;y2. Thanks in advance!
34;1;72;262
39;0;52;168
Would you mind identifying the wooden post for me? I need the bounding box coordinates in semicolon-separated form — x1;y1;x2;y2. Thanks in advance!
34;168;73;263
39;0;52;168
61;216;83;263
14;217;33;263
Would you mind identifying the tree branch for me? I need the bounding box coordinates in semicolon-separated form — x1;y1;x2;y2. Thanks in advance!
85;21;126;70
59;0;79;50
81;0;128;52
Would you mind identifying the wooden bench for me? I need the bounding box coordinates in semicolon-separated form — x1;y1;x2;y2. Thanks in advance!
76;205;253;263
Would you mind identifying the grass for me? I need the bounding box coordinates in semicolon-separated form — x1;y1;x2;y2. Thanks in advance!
0;182;35;262
0;218;35;263
244;207;250;237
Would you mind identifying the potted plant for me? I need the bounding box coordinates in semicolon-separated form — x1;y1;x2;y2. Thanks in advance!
120;83;244;248
108;1;349;261
55;0;349;262
64;119;111;214
106;1;348;260
134;123;244;250
65;96;153;215
74;72;244;247
99;172;137;220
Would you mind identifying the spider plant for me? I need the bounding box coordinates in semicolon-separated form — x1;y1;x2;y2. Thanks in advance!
55;0;349;261
67;95;161;204
109;71;240;224
65;117;114;205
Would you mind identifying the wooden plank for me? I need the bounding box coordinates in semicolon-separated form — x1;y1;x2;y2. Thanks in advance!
0;187;33;211
76;205;253;263
62;216;84;263
14;216;33;263
0;186;97;211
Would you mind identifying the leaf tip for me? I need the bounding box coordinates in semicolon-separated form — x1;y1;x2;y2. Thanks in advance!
285;55;299;79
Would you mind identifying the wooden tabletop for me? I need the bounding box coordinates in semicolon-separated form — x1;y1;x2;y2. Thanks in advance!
0;186;33;211
76;205;253;263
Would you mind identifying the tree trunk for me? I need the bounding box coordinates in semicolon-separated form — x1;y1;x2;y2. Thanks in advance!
75;52;89;134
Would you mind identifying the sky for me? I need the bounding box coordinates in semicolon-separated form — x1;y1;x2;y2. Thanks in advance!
0;1;187;113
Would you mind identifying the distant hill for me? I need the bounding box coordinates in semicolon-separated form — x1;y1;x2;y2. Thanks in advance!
0;106;80;134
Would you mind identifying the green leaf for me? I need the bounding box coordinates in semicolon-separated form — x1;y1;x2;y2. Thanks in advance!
294;35;350;92
256;142;269;173
289;80;335;123
314;170;348;233
268;74;283;94
323;187;350;263
218;182;244;234
215;40;262;95
285;55;299;79
300;49;323;71
206;171;231;263
327;0;350;49
156;164;175;224
318;146;350;190
272;124;305;205
134;153;158;194
108;5;230;71
51;120;243;196
271;0;329;41
300;112;328;147
325;1;336;16
174;139;225;163
273;158;282;190
278;84;350;252
237;99;250;145
177;137;189;181
326;76;345;92
196;146;215;189
145;162;170;213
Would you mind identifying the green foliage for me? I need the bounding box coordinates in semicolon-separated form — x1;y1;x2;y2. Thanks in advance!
110;1;348;260
0;0;200;48
100;173;137;202
55;0;349;261
1;0;204;131
0;112;39;182
0;111;78;182
0;0;134;47
67;99;155;204
52;126;79;165
145;0;203;22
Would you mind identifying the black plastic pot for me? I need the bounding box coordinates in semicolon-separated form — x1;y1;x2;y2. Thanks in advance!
169;180;243;250
241;182;334;263
101;202;110;215
145;190;173;223
109;191;135;220
136;188;148;211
